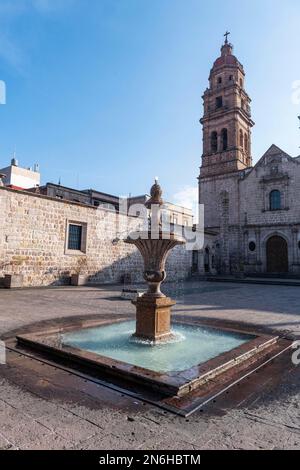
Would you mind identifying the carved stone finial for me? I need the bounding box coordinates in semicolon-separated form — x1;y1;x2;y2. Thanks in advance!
145;178;163;208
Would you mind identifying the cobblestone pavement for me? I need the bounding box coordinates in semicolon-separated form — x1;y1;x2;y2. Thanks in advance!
0;281;299;450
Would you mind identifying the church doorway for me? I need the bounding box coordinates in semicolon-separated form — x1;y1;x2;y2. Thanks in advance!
266;235;288;273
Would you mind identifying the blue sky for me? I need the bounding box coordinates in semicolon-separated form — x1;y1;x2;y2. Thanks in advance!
0;0;300;208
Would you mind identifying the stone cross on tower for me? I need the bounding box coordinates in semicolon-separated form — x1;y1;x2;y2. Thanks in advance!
224;31;230;44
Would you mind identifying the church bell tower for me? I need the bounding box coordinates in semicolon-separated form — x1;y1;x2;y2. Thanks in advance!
200;33;254;178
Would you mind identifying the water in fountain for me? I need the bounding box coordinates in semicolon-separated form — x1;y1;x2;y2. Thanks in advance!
62;321;253;373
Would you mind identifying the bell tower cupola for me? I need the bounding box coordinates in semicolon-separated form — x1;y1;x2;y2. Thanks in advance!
199;33;254;178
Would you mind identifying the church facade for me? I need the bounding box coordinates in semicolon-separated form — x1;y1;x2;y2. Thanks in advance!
198;37;300;276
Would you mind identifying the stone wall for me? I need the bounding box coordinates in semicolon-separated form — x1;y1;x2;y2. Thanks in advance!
199;171;241;229
0;187;192;287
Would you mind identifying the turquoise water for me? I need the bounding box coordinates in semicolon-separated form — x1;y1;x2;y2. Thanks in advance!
62;321;253;373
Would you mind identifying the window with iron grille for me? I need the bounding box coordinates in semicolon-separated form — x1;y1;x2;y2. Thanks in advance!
269;190;281;211
68;224;82;250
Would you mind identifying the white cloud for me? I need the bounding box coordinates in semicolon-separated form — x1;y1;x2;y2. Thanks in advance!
173;185;198;213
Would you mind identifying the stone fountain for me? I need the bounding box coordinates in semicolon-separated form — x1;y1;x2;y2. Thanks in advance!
16;179;282;404
125;180;185;343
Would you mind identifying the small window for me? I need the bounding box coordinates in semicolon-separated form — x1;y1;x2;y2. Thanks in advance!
68;224;82;250
249;241;256;252
66;221;87;254
216;96;223;109
269;190;281;211
211;131;218;153
221;128;228;151
244;133;248;152
240;78;243;87
239;129;244;148
229;75;233;81
217;76;222;84
298;241;300;250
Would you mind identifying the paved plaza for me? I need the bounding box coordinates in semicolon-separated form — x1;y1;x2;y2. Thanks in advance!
0;281;300;450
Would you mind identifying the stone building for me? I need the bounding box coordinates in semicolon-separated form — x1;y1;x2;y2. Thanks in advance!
197;36;300;275
0;186;192;287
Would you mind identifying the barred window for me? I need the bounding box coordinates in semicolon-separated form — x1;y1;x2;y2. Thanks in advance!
68;224;82;250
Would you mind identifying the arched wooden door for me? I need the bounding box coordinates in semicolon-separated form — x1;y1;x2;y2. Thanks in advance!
266;236;288;273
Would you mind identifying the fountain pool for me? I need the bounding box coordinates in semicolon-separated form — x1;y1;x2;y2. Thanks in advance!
62;320;253;373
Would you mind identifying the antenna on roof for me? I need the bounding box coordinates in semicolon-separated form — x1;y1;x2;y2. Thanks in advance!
11;146;18;166
58;177;61;186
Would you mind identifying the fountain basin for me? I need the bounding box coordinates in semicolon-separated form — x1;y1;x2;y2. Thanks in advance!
61;320;253;372
16;316;278;397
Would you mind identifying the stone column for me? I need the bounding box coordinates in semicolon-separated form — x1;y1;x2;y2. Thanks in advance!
256;229;262;272
198;250;205;274
220;192;230;273
292;227;298;267
243;230;248;264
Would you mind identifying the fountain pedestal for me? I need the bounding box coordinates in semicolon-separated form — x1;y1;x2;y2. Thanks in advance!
126;230;185;343
132;295;176;342
125;179;186;343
